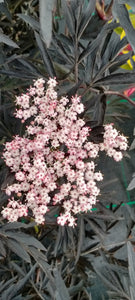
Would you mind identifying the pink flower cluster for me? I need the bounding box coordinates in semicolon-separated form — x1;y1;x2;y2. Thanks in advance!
1;78;128;226
100;124;128;161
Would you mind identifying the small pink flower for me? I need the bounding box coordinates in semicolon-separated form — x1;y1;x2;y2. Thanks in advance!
15;171;25;181
113;151;123;161
75;160;85;170
75;103;84;114
94;172;103;181
57;215;67;226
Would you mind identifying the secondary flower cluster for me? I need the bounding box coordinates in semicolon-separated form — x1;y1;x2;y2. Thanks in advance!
1;78;128;226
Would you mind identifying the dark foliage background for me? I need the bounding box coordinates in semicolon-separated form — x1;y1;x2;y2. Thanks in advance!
0;1;135;299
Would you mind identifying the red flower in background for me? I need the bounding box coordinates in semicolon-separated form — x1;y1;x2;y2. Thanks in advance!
124;87;135;97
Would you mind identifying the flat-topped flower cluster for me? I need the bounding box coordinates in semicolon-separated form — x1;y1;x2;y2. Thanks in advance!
1;78;128;226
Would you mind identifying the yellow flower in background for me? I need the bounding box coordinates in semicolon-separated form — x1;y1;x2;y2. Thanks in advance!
125;4;131;10
120;13;135;70
96;2;135;70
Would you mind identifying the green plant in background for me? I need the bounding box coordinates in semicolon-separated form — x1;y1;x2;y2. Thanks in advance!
0;1;135;299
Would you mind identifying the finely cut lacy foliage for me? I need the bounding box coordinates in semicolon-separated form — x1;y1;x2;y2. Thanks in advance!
1;78;128;226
